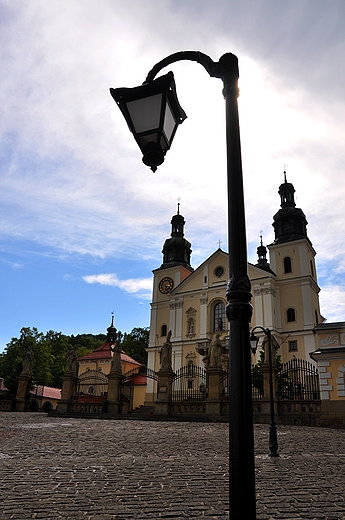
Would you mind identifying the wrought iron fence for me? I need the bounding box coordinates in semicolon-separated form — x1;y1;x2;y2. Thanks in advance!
277;358;320;401
170;364;208;402
221;370;228;400
251;365;264;400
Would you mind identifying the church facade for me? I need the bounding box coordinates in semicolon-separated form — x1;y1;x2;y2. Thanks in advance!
145;175;323;404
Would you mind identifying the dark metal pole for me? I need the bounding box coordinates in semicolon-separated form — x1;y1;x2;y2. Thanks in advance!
266;329;279;457
220;54;256;519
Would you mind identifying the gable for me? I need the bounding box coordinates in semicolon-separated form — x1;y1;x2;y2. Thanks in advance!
171;249;228;294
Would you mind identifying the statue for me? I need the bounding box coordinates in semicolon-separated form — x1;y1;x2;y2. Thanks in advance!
21;346;35;375
66;345;79;375
209;334;222;368
110;343;122;373
160;330;172;370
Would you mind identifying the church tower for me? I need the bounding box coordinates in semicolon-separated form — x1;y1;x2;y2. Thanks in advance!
268;171;322;360
147;206;194;388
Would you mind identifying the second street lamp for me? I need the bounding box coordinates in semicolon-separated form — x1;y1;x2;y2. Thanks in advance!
250;326;279;457
110;51;256;519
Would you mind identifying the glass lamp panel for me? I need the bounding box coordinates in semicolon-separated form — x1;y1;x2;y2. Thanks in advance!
163;101;176;142
160;134;168;152
139;133;159;149
126;93;163;134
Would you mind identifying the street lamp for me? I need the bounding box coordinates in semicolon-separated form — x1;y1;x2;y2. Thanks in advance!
110;51;256;519
250;327;279;457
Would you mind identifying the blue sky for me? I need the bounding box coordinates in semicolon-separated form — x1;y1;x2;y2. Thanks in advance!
1;0;345;351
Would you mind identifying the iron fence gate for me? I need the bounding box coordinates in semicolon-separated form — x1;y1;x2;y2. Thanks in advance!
170;364;208;402
77;370;109;402
277;358;320;401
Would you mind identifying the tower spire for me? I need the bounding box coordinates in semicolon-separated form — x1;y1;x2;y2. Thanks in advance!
160;205;192;269
272;172;308;244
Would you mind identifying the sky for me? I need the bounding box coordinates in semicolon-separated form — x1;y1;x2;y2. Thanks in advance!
1;0;345;352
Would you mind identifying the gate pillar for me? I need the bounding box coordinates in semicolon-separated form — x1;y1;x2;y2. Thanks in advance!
107;370;122;414
155;368;174;415
57;374;77;413
206;367;222;415
260;360;278;416
15;374;31;412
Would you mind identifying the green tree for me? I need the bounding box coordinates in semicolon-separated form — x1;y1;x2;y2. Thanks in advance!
121;327;149;366
0;327;54;394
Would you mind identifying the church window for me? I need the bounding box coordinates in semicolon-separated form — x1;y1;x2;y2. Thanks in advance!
214;302;226;332
214;266;225;278
288;340;298;352
310;260;315;278
187;379;193;389
284;256;292;273
287;308;296;322
161;324;167;337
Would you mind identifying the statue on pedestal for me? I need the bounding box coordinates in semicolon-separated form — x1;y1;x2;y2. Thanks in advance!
21;346;35;375
160;330;172;370
66;345;79;375
110;343;122;373
209;334;222;368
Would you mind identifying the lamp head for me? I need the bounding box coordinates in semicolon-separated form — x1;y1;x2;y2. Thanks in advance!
110;71;187;172
249;332;259;355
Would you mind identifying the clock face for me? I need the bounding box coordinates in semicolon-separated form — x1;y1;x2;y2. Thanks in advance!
159;276;174;294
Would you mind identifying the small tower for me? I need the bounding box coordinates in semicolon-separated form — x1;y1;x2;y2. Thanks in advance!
255;235;272;273
272;171;308;244
161;203;192;269
106;314;117;343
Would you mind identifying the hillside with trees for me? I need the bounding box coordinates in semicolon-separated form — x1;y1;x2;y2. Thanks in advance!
0;326;149;395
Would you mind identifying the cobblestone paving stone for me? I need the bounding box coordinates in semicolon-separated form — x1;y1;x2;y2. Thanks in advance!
0;413;344;519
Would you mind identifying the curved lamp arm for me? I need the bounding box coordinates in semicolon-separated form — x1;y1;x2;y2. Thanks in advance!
145;51;239;88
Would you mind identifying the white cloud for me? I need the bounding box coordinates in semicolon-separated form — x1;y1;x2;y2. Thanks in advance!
83;273;152;299
319;285;345;323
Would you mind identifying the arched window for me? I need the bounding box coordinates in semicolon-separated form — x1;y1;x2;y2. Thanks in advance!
161;324;167;337
287;308;296;322
214;302;226;332
284;256;292;273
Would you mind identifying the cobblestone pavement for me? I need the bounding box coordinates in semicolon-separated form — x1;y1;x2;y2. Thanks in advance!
0;413;345;519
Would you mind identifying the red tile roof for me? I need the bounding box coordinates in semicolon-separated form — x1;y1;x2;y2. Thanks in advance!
32;385;62;400
78;341;141;366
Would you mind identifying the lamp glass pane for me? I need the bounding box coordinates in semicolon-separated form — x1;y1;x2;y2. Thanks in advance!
139;133;158;148
126;93;162;134
163;101;176;142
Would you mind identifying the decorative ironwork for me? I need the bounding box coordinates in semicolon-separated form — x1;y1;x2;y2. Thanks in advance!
170;364;208;402
77;370;109;402
277;358;320;401
121;366;159;383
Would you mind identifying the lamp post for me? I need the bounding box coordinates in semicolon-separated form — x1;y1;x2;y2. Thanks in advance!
250;327;279;457
110;51;256;519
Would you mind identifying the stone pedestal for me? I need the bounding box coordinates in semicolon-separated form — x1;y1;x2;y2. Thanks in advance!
205;367;223;416
155;368;174;415
107;370;122;414
261;361;278;415
15;374;31;412
57;373;77;413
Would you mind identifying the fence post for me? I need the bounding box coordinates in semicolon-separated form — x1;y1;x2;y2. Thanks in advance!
155;368;174;415
206;367;222;415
